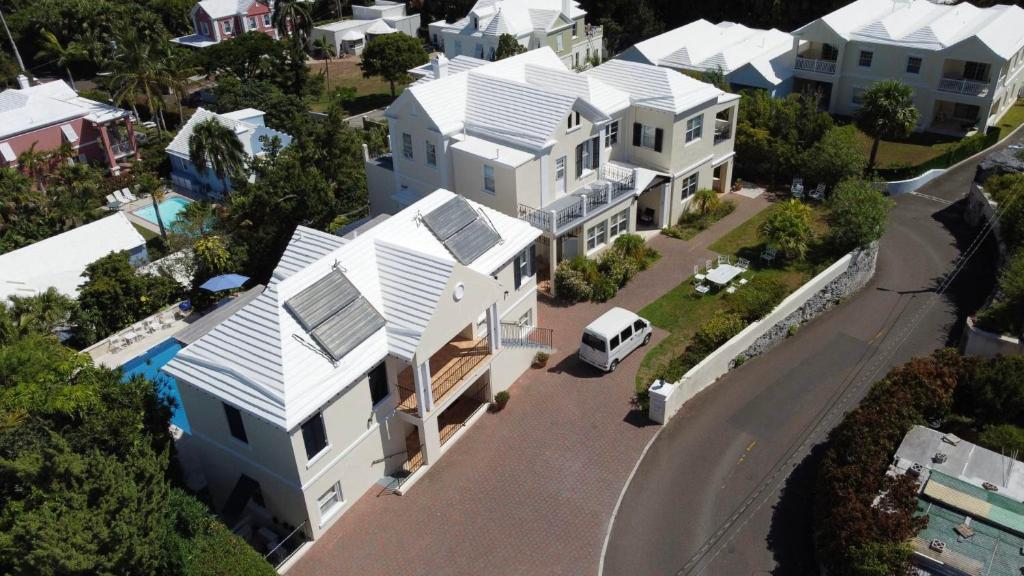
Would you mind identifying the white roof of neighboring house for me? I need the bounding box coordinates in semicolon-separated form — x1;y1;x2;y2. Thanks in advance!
0;80;130;140
365;20;398;34
196;0;258;19
623;20;794;85
798;0;1024;59
165;107;292;159
409;55;489;84
0;212;146;301
163;189;541;430
585;59;732;114
443;0;584;37
315;19;375;33
340;30;365;41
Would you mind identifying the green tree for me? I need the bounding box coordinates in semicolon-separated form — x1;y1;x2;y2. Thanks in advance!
272;0;312;44
36;28;87;88
955;354;1024;428
313;36;336;89
803;125;867;190
138;171;168;238
690;188;720;217
188;117;247;194
977;424;1024;456
6;288;76;338
856;80;920;171
360;33;428;97
495;33;526;60
16;142;50;193
758;199;814;260
700;67;729;92
108;29;174;133
212;76;307;133
827;179;891;251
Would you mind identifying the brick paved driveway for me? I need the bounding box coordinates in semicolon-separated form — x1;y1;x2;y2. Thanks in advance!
287;194;769;576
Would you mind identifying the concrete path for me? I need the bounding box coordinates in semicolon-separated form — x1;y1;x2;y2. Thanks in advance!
601;142;1004;575
287;193;769;576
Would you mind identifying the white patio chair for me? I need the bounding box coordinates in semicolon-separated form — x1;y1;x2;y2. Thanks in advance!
124;187;138;202
738;277;749;286
736;257;750;270
158;312;174;329
791;185;804;199
693;264;706;282
106;194;122;210
107;338;123;353
113;189;130;204
810;183;825;201
792;177;803;188
695;283;710;295
718;255;730;266
706;258;714;271
726;285;737;294
761;246;777;263
143;320;157;334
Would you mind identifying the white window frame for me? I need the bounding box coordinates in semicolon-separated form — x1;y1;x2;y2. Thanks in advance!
572;21;579;38
317;482;343;526
605;121;619;147
609;209;629;237
483;164;495;193
263;13;271;26
556;34;564;52
586;220;608;251
640;124;657;149
906;56;922;74
425;140;437;167
685;115;703;143
222;19;233;34
858;50;873;68
200;21;209;36
402;133;413;160
680;173;699;199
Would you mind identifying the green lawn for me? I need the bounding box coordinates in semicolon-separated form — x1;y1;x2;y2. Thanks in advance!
133;223;159;241
636;205;830;391
308;57;406;115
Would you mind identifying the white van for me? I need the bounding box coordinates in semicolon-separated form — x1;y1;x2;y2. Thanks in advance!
578;307;653;372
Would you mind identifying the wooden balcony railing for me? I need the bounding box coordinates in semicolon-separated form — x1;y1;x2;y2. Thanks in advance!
396;336;491;415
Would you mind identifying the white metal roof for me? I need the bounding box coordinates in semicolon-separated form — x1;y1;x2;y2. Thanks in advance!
270;226;347;284
450;135;535;167
164;189;540;430
365;20;398;35
197;0;256;19
165;107;290;159
409;55;489;84
800;0;1024;58
464;72;575;151
522;63;630;116
585;59;728;115
0;212;146;301
456;0;583;36
0;80;129;140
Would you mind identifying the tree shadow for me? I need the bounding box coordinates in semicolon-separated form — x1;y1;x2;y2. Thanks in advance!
343;93;395;116
766;442;825;575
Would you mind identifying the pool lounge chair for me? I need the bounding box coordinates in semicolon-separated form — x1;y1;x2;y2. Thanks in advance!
113;189;131;204
122;188;138;202
106;194;122;209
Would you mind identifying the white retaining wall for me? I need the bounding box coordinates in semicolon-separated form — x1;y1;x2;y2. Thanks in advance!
649;248;875;424
883;168;947;195
962;317;1022;357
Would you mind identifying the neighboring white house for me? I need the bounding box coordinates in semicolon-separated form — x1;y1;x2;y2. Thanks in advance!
429;0;603;69
791;0;1024;135
617;19;796;97
309;0;420;55
365;48;739;291
0;212;147;302
408;54;488;85
165;108;292;199
162;188;549;542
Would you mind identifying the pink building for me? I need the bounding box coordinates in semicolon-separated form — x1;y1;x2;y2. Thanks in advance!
0;76;139;176
172;0;278;48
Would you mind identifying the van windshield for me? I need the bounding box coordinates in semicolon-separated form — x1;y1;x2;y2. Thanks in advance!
582;332;605;352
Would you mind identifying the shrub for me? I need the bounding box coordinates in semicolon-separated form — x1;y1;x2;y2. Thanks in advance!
828;179;892;251
664;200;737;241
591;276;618;303
554;262;593;303
803;125;867;190
533;351;549;367
692;311;746;353
977;424;1024;455
691;188;720;216
614;233;656;269
726;276;788;322
787;324;799;337
493;390;510;411
759;200;814;260
599;248;639;287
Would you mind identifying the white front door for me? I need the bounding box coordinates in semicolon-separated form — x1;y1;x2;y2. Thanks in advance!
556;156;566;195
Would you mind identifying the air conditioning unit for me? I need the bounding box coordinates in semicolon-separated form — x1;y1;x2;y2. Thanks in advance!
909;463;925;477
930;539;946;554
934;452;948;464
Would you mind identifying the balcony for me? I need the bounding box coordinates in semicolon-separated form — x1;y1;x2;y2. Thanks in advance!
396;335;491;416
110;140;135;159
714;118;732;145
795;57;836;75
518;163;636;235
937;77;991;97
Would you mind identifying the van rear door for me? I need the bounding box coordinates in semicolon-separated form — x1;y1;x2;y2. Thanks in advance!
580;331;608;368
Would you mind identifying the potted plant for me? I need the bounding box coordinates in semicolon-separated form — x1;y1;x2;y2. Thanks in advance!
533;351;550;368
491;391;510;412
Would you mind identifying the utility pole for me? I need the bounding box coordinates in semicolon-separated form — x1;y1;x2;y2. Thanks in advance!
0;5;26;74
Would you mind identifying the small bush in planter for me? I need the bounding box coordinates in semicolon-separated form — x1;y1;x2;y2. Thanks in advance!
533;351;550;368
492;390;510;411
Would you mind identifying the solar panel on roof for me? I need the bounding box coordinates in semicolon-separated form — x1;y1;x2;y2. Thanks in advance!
310;298;386;361
422;196;479;240
284;269;359;331
444;218;501;265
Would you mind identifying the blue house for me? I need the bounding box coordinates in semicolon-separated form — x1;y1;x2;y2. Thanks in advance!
166;107;292;199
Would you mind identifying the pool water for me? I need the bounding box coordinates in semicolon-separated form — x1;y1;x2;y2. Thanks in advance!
134;197;192;227
121;339;191;433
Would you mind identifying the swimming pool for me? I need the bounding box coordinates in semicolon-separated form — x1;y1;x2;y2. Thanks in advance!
121;339;191;433
134;196;192;226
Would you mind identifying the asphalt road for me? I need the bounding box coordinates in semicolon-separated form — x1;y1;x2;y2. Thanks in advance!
601;146;1003;576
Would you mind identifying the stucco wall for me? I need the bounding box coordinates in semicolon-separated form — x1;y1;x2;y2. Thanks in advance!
962;316;1023;358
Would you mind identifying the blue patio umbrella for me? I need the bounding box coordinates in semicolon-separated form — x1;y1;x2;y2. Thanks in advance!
199;273;249;292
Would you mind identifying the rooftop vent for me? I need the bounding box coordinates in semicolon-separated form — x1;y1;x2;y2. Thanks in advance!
933;452;948;464
909;463;924;477
943;433;962;446
955;523;974;538
983;482;999;492
929;539;946;554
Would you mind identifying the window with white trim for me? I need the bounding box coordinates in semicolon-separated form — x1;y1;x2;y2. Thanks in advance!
556;34;563;52
318;483;343;522
483;164;495;193
605;121;619;147
301;412;329;461
640;124;657;149
247;17;257;30
402;133;413;159
222;19;233;33
685;114;703;143
680;173;699;199
851;87;865;105
586;220;607;251
263;14;271;26
906;56;922;74
858;50;873;68
609;209;629;237
200;21;209;35
425;141;436;167
572;22;578;38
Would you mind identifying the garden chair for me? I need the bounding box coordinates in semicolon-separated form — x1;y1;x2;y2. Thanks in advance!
761;246;777;263
158;312;174;329
726;285;737;294
695;282;710;295
123;188;138;202
791;185;804;200
113;189;130;204
718;255;730;266
738;277;749;286
693;264;706;282
705;258;714;271
107;338;123;353
810;183;825;201
736;257;750;271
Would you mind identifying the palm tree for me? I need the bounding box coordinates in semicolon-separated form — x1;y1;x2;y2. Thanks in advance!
17;142;49;193
188;118;246;197
137;172;168;238
313;36;336;90
856;79;921;172
36;29;86;89
108;30;173;134
163;51;198;124
272;0;312;45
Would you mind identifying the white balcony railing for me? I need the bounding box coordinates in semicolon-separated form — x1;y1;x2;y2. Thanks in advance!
795;57;836;75
937;77;990;97
517;164;635;235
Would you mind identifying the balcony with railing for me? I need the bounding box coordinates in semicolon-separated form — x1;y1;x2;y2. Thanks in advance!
395;334;491;416
110;140;136;159
518;163;636;235
500;322;554;350
714;118;732;145
795;57;836;75
937;77;991;97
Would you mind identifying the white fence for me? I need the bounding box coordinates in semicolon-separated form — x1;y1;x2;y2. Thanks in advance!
650;251;862;424
883;168;947;195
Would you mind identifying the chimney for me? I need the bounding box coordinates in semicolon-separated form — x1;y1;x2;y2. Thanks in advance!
16;74;29;89
562;0;571;18
432;54;449;79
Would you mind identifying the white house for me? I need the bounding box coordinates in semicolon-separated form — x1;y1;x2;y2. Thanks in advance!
309;0;420;55
0;212;147;302
617;19;796;97
365;48;739;291
792;0;1024;135
171;0;278;49
163;188;549;542
165;108;292;199
428;0;603;69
